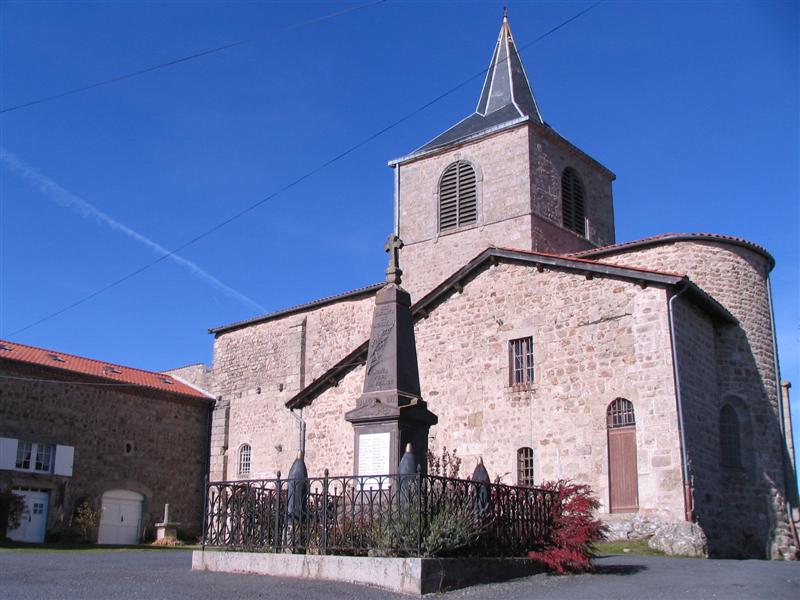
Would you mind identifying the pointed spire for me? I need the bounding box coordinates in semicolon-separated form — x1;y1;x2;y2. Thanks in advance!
408;14;544;155
476;14;541;122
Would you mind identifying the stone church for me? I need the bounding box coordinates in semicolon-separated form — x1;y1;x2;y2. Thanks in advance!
168;17;798;559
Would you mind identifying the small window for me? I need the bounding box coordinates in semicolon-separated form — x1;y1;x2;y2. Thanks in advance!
238;444;251;476
16;441;32;470
439;161;477;232
607;398;635;428
509;337;534;386
517;447;535;487
15;441;53;473
561;167;586;236
720;405;742;468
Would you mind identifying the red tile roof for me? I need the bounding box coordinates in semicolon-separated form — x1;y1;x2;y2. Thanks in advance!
0;339;212;400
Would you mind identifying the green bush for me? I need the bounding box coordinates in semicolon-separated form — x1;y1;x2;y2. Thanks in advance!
0;488;25;540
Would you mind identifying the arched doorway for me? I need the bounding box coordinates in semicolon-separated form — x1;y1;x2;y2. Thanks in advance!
607;398;639;512
97;489;143;544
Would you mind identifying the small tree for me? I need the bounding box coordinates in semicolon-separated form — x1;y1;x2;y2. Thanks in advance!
527;479;608;574
426;446;462;478
73;500;101;543
0;487;25;540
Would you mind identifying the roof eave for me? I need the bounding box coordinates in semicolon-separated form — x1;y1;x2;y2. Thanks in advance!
210;283;383;335
285;247;704;409
388;116;530;167
0;357;213;403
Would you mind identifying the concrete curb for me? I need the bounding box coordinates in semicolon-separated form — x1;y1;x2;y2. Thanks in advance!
191;550;546;595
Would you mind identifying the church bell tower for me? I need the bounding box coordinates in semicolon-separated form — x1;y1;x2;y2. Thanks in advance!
388;14;616;299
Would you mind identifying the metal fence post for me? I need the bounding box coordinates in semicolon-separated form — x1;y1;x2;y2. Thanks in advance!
416;464;422;556
201;475;209;550
274;470;282;552
321;468;329;555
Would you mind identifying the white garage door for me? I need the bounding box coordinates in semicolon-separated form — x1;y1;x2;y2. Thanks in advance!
7;489;49;543
97;489;143;545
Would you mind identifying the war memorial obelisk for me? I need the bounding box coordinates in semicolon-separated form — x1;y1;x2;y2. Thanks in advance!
345;235;437;478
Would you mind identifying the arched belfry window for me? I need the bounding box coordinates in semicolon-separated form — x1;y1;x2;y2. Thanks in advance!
720;405;742;468
517;447;535;487
439;161;477;232
238;444;251;476
561;167;586;236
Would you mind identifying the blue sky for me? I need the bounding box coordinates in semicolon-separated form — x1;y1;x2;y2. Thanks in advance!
1;2;797;460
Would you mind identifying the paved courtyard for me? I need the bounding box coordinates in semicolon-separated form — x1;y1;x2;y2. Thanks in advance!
1;549;798;599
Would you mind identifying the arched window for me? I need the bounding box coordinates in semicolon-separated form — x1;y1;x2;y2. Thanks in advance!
517;447;535;487
439;161;477;231
720;405;742;468
607;398;638;512
238;444;251;476
561;167;586;236
607;398;636;428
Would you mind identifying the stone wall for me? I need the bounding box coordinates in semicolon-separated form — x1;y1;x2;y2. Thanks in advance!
209;293;376;480
164;363;213;393
0;362;209;540
595;239;793;557
301;261;687;523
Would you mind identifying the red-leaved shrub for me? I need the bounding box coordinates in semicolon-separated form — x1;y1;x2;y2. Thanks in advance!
527;479;607;574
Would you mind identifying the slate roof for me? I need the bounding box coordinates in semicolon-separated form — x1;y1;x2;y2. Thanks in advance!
415;16;542;155
285;247;735;410
0;339;213;400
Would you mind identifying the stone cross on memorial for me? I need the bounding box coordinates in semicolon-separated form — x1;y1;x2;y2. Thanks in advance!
345;234;437;482
384;234;404;285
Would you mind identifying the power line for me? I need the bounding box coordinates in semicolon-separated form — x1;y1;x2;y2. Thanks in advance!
5;1;606;338
0;1;386;115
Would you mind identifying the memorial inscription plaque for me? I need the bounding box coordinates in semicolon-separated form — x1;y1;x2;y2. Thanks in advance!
357;431;391;489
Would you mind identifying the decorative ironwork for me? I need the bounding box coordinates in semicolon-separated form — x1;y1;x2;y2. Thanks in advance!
202;469;554;557
607;398;635;428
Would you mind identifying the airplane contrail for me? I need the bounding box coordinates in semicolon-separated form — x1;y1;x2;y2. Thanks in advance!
1;147;266;313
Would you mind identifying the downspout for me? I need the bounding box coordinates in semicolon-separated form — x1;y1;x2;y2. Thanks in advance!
668;284;693;521
766;276;800;553
290;408;306;456
393;164;400;236
201;398;213;550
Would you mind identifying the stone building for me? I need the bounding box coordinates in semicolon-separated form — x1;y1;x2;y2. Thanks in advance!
174;17;798;558
0;339;212;543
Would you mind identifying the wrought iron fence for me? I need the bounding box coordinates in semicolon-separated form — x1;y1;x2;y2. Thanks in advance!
202;470;555;557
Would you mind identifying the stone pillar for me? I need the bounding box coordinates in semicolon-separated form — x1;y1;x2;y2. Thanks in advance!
209;397;230;481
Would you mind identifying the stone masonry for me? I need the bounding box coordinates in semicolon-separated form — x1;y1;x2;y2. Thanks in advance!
0;361;209;541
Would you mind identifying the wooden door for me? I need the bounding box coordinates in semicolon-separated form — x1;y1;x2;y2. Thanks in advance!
607;398;639;513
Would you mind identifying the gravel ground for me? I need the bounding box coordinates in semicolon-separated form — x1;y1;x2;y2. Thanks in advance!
1;549;798;599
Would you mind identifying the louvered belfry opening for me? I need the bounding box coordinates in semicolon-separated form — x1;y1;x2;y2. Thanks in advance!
439;161;477;232
561;167;586;236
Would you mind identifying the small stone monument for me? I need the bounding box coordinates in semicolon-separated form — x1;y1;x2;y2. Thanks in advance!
345;235;437;479
155;503;179;541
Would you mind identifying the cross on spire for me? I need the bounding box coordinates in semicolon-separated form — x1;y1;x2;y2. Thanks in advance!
384;234;404;284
